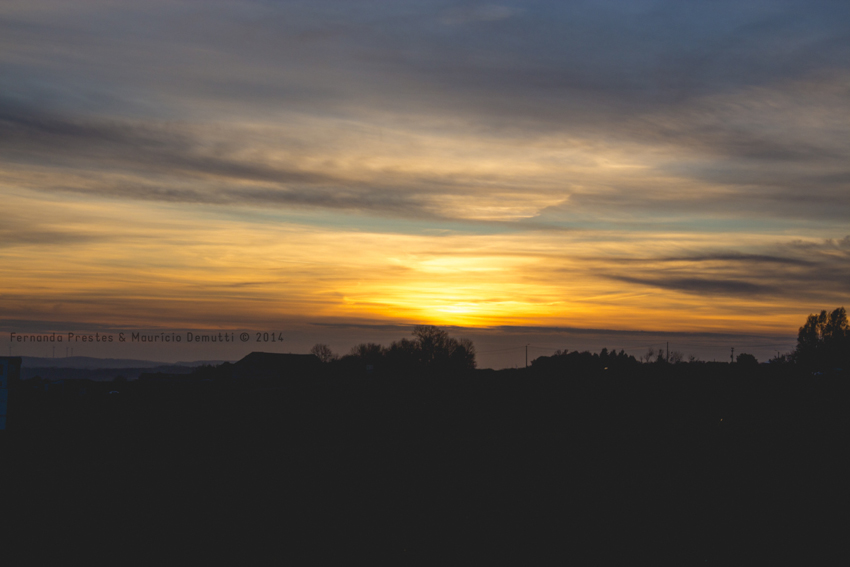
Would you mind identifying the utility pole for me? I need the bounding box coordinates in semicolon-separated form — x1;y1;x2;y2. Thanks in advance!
526;344;529;368
666;342;669;364
731;347;734;363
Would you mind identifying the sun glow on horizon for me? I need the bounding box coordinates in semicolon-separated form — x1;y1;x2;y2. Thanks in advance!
0;184;835;337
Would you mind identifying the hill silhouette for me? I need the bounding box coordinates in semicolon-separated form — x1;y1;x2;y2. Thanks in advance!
21;355;229;369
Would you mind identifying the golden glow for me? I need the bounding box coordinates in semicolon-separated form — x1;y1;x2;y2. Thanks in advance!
0;186;818;335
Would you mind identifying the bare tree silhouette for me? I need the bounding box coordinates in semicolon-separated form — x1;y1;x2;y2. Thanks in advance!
310;343;338;363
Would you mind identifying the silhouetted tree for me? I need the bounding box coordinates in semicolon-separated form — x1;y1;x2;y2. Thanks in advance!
794;307;849;370
411;325;476;372
345;327;476;373
384;337;419;370
450;337;476;371
310;343;338;363
349;342;384;364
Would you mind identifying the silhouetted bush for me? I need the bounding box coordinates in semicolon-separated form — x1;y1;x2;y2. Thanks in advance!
530;347;638;375
736;352;758;366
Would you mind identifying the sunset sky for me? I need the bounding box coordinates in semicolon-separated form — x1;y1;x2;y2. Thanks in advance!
2;1;849;367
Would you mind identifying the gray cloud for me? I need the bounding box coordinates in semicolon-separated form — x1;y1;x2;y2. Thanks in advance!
4;2;849;120
628;253;817;267
0;101;335;185
593;237;850;300
0;99;459;218
0;226;99;248
2;1;850;227
608;275;776;296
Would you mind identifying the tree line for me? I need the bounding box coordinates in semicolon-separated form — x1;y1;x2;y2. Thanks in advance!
311;325;476;374
306;307;847;374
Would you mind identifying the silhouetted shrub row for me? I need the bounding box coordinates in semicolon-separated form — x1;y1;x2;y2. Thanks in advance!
319;325;477;375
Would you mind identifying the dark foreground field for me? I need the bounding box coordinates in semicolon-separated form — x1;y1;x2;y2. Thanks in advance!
1;361;848;564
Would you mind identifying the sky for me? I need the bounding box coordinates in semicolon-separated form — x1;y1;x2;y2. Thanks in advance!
2;0;849;367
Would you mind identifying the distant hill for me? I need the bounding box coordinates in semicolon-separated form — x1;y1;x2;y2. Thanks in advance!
21;356;229;370
18;356;232;382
